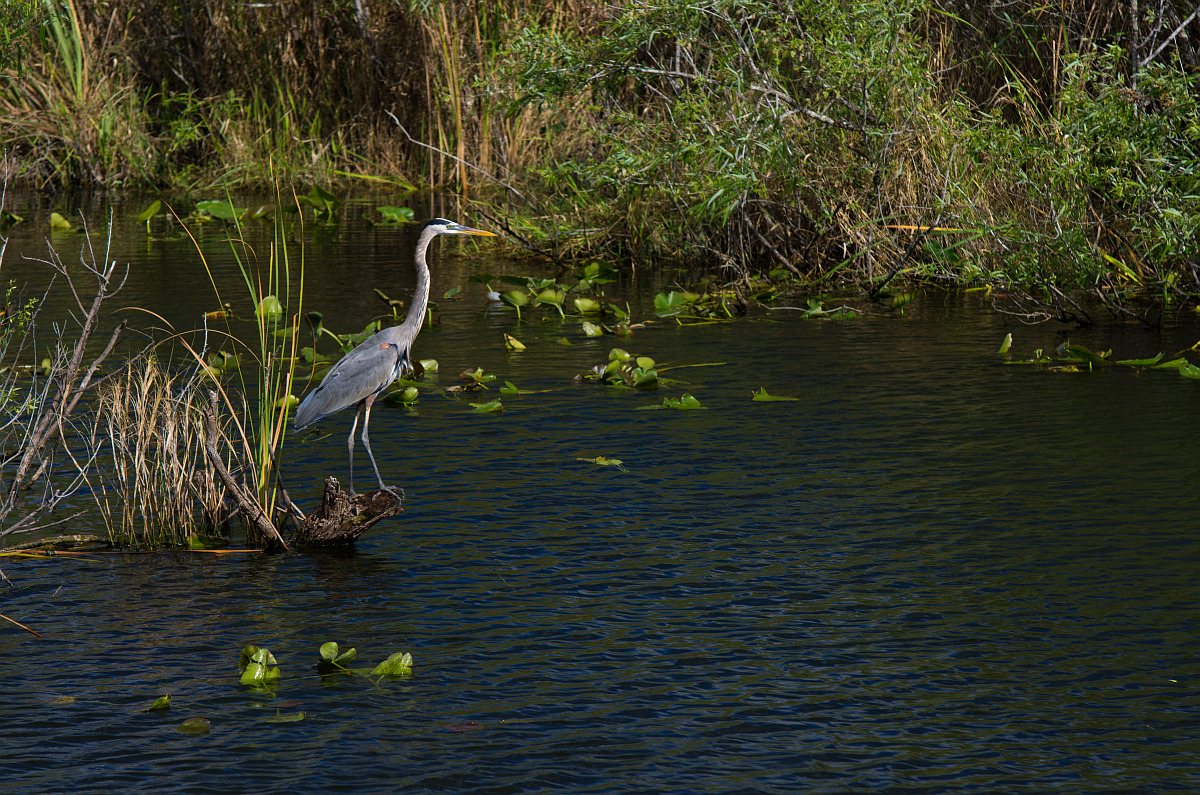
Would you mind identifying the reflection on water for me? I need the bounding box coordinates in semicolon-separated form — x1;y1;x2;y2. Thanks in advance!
2;195;1200;793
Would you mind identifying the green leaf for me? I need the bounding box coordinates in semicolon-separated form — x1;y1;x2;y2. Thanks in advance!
500;381;520;394
195;199;239;220
443;285;462;300
178;717;210;734
500;289;529;307
1115;354;1163;367
145;695;171;712
370;652;414;677
751;387;799;401
419;359;439;373
577;456;626;471
377;206;415;224
469;399;503;413
263;711;307;723
49;212;72;230
137;199;162;223
256;295;284;319
635;356;655;370
609;348;632;362
504;333;526;351
998;333;1012;354
319;642;341;662
581;321;603;337
1179;363;1200;379
574;297;601;314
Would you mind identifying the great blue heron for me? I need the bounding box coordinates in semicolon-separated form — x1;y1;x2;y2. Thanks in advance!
294;218;496;495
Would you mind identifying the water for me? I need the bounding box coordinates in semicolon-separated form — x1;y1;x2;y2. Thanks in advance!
2;195;1200;793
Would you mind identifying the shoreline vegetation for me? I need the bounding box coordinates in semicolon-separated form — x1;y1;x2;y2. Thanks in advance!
0;0;1195;303
0;1;1198;558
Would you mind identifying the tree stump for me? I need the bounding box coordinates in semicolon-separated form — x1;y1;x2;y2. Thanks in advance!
294;477;403;547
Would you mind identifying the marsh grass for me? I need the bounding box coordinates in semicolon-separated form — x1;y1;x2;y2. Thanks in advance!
93;356;229;546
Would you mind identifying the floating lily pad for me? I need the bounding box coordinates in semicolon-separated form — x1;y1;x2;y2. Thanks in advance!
195;199;239;221
263;711;307;724
371;652;414;677
638;393;706;410
239;646;281;685
377;206;415;224
318;641;358;671
577;456;626;471
178;717;210;734
751;387;798;402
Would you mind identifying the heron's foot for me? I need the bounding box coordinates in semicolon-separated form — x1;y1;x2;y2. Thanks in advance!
377;484;404;501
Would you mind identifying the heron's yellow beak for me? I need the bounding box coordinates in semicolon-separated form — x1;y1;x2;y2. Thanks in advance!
452;223;496;237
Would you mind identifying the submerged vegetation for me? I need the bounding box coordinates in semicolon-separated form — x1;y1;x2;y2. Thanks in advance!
0;0;1195;302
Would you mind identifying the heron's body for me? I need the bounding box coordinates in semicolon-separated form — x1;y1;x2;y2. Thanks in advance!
294;218;495;494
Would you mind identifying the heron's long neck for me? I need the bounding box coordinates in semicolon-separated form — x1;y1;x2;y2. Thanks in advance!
399;226;435;342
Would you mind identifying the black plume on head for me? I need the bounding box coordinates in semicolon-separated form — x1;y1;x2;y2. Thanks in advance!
424;218;453;229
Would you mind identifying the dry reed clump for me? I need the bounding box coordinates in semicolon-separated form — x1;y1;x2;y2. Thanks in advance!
93;356;229;546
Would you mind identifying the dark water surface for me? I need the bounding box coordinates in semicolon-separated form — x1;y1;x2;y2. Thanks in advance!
2;195;1199;793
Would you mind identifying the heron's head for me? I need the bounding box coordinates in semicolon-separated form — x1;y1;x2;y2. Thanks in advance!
425;218;496;237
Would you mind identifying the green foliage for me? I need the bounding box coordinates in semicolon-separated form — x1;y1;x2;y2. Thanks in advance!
506;0;940;271
958;46;1199;289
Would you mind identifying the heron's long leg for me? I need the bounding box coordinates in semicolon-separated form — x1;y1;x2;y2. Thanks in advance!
347;404;362;496
360;393;389;492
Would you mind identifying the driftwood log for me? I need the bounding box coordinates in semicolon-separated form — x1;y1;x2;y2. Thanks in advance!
294;477;403;547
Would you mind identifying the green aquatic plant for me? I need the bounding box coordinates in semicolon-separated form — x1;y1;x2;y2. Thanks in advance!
295;184;340;221
178;718;210;734
145;695;171;712
580;348;664;389
238;645;281;686
469;398;503;413
751;388;799;402
577;456;626;471
315;643;413;679
317;641;358;672
1002;338;1200;378
458;368;496;390
638;393;705;410
374;206;416;225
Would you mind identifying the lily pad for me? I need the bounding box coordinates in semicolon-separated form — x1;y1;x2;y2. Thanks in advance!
195;199;239;221
371;652;414;677
178;717;211;735
751;387;798;402
577;456;627;471
377;206;415;224
263;711;307;724
638;393;706;410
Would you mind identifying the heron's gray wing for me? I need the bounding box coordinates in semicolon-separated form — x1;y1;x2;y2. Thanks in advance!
293;335;406;428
